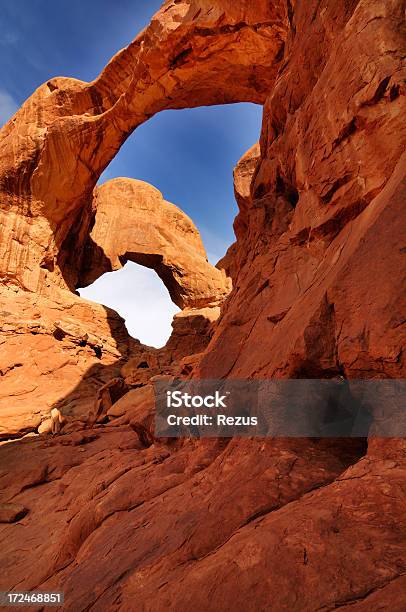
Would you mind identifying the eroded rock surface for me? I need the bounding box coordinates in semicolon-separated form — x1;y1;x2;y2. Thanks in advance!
0;0;405;610
202;0;406;383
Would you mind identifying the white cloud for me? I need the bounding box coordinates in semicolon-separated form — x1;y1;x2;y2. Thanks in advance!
78;262;179;348
0;90;19;127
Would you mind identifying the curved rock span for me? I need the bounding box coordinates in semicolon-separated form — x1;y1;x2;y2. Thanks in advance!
0;1;405;610
0;0;285;296
80;177;230;309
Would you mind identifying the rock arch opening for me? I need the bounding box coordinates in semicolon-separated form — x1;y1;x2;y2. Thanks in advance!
77;103;262;347
99;103;263;263
78;261;179;348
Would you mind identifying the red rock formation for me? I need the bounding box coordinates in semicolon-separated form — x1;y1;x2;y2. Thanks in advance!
80;177;230;309
0;0;285;297
0;0;405;610
0;165;228;438
201;0;406;385
0;175;227;438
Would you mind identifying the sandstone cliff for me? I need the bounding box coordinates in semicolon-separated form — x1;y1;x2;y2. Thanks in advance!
0;1;405;610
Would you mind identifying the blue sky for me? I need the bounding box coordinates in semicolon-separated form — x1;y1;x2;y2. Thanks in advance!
0;1;262;346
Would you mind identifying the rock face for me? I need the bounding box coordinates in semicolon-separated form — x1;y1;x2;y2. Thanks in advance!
0;1;405;610
201;0;406;384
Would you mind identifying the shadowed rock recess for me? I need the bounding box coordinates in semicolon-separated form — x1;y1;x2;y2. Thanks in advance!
0;1;405;610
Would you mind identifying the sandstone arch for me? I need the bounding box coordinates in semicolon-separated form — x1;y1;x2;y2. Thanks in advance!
0;0;286;296
0;0;286;436
79;178;230;309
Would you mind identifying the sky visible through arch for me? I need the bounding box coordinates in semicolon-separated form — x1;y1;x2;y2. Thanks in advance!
0;0;262;347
